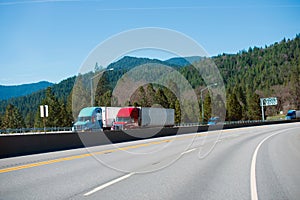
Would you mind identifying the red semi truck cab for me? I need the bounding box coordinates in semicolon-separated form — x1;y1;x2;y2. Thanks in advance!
112;107;140;130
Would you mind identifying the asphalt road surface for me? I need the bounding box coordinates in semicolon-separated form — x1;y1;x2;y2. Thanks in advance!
0;122;299;200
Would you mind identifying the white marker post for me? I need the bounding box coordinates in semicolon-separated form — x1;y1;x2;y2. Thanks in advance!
40;105;49;133
260;99;265;121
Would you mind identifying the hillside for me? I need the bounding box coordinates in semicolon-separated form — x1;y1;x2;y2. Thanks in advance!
164;56;203;67
0;34;299;128
0;77;75;128
106;56;181;71
0;81;53;100
101;56;193;90
214;35;300;114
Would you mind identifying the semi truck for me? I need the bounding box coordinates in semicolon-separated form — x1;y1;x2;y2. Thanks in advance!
112;107;175;130
285;110;300;120
73;107;121;131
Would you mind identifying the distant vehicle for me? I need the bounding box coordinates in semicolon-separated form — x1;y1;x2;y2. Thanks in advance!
208;117;221;125
73;107;121;131
112;107;175;130
285;110;300;120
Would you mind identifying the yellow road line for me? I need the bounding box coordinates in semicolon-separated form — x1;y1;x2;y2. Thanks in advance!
0;131;217;174
0;139;174;174
0;153;93;174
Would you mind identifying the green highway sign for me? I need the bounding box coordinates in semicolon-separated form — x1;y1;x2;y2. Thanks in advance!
260;97;278;121
260;97;278;106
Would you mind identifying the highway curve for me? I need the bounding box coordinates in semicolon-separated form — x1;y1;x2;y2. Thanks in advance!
0;122;299;200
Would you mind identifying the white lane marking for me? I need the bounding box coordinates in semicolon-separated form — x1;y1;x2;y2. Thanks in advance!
250;131;283;200
84;172;135;196
181;148;197;155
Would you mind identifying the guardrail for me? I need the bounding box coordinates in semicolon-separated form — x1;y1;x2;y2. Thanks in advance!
176;119;284;127
0;127;73;135
0;119;296;135
224;120;268;125
0;119;293;134
176;122;202;127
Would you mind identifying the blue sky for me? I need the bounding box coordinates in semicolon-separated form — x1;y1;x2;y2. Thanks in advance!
0;0;299;85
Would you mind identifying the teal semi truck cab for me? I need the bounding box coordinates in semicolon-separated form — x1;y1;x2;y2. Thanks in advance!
73;107;121;131
73;107;101;131
285;110;300;120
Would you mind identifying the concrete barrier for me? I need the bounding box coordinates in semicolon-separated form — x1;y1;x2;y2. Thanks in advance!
0;119;299;158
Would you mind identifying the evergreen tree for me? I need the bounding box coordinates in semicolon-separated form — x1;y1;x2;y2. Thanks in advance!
0;114;2;129
203;93;212;122
34;87;64;127
138;86;147;107
25;112;35;128
45;88;61;127
174;99;181;124
290;64;300;109
34;107;43;128
212;94;226;120
134;86;147;107
155;88;169;108
94;62;103;72
226;93;242;121
97;90;112;106
233;86;247;119
71;75;90;119
65;93;74;125
125;100;132;106
145;84;157;106
56;100;70;127
2;104;25;129
163;86;177;109
246;92;261;120
133;102;139;107
95;73;110;106
181;99;199;123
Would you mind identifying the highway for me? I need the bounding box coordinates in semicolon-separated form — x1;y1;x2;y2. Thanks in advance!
0;122;299;200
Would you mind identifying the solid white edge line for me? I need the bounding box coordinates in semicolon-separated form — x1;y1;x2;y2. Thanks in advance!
84;172;135;196
250;131;282;200
180;148;197;155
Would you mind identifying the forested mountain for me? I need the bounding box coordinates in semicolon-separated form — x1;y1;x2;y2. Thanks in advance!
0;34;299;129
165;56;203;67
0;77;75;128
214;35;300;116
93;56;192;93
82;35;300;122
0;81;53;100
107;56;180;71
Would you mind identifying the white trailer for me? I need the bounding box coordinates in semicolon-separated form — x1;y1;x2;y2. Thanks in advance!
140;107;174;127
296;110;300;118
101;107;122;129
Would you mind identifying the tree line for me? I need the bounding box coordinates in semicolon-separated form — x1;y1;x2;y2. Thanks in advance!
0;34;299;129
0;87;74;130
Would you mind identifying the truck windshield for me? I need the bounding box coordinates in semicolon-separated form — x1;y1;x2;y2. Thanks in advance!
286;112;294;116
78;116;91;122
116;117;131;122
